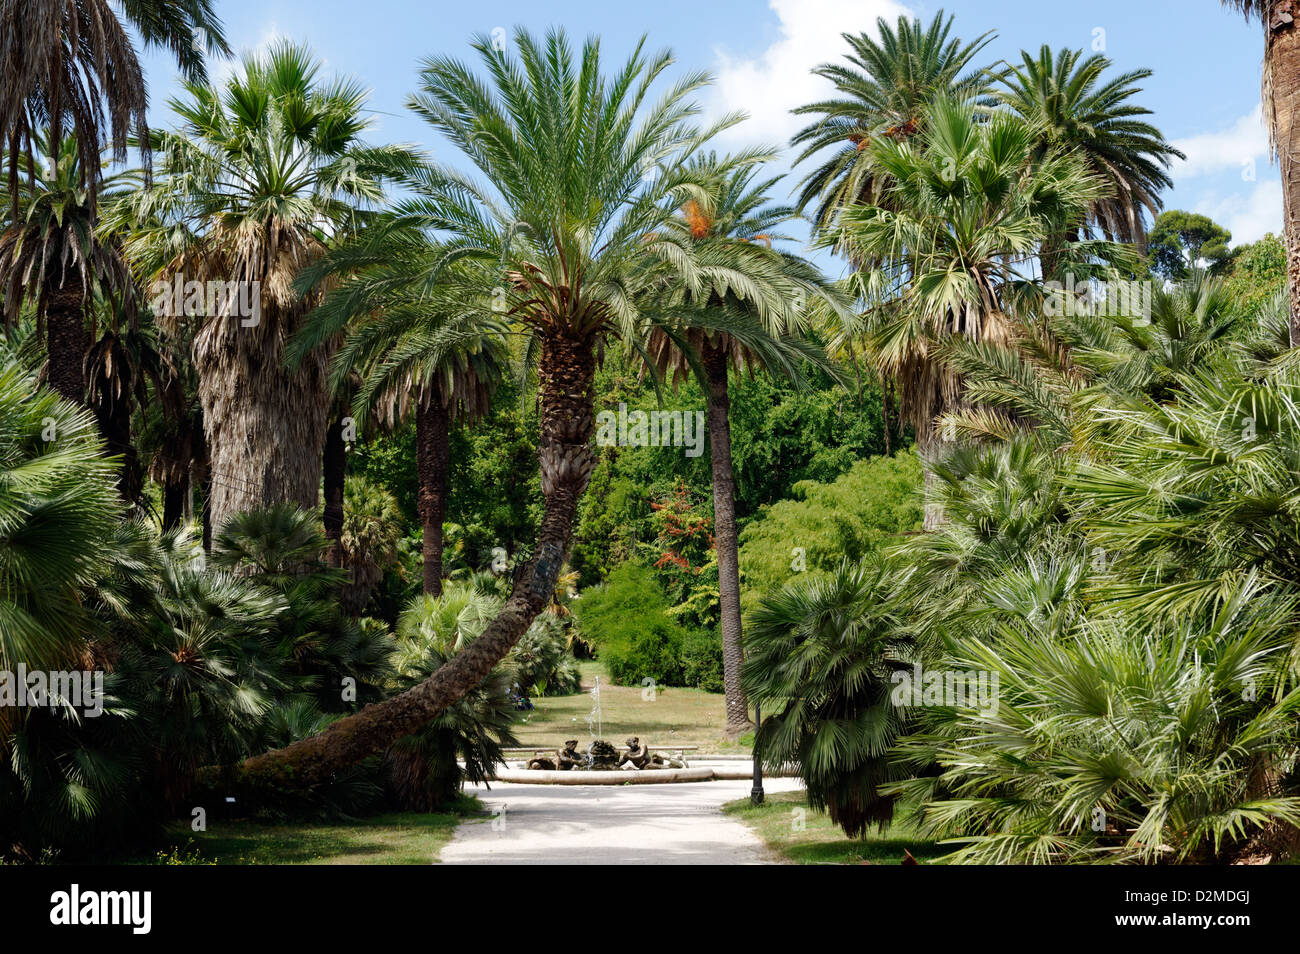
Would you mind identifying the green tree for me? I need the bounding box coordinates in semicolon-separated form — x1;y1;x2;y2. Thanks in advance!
832;98;1106;527
993;45;1183;261
1221;0;1300;345
643;155;842;736
0;0;228;208
791;10;996;233
113;42;414;533
1147;210;1232;279
233;28;743;787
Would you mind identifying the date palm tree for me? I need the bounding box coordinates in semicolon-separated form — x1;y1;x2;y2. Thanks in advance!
291;213;510;596
226;27;742;788
110;42;417;532
0;131;134;405
643;155;843;737
1223;1;1300;346
992;46;1183;266
792;10;996;233
1;0;229;209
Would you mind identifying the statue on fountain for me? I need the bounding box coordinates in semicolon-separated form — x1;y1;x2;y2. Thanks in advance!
524;737;683;770
619;737;684;770
557;739;584;771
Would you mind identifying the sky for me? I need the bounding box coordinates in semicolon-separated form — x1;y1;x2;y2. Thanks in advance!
137;0;1277;270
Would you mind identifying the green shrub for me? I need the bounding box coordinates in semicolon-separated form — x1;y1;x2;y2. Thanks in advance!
681;628;724;692
738;451;923;610
572;563;696;686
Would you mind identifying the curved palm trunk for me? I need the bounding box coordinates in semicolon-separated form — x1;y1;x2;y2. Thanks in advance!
416;392;450;596
322;412;346;568
45;273;88;404
195;304;333;533
220;329;597;790
1265;4;1300;346
703;341;752;738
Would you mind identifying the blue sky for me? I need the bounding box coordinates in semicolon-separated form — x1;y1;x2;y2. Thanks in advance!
138;0;1276;266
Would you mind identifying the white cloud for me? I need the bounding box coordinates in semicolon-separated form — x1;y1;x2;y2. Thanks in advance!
1191;179;1282;245
1170;105;1269;180
708;0;910;148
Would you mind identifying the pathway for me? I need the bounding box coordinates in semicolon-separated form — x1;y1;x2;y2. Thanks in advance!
440;776;803;865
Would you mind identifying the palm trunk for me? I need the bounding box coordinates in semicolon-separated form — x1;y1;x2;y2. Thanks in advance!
195;304;333;533
322;412;346;568
162;473;189;531
1266;3;1300;347
703;341;752;738
217;329;597;791
416;392;450;596
92;386;141;503
45;272;88;404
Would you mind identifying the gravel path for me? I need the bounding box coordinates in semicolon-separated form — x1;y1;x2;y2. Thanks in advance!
440;776;803;865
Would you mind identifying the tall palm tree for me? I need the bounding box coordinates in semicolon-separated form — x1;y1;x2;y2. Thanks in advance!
643;155;842;737
1;0;229;208
111;42;416;532
0;131;134;405
992;46;1184;264
791;10;996;233
293;216;510;596
1224;1;1300;345
227;28;740;788
832;99;1107;528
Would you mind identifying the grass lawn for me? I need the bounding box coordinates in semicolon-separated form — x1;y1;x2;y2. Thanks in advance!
148;796;482;865
512;660;749;754
723;790;950;865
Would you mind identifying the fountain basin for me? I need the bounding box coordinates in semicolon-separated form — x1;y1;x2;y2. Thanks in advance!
494;766;716;785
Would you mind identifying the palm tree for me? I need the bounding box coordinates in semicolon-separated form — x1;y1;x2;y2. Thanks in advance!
831;99;1107;527
791;10;996;233
0;132;134;404
112;42;415;532
226;28;739;788
292;209;510;597
992;46;1184;265
643;155;843;737
1;0;229;208
1223;1;1300;346
743;559;914;837
0;360;121;679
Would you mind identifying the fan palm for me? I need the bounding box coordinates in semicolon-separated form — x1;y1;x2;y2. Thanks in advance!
1222;1;1300;345
832;98;1107;527
229;28;742;788
110;42;417;533
642;154;843;736
742;558;915;837
0;0;229;209
0;360;121;677
992;46;1183;265
791;10;996;234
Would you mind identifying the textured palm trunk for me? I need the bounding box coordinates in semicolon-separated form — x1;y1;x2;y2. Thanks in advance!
220;329;597;790
1266;2;1300;346
195;303;333;534
703;341;752;738
92;386;141;503
416;392;450;596
162;474;189;531
322;413;346;568
44;272;88;404
917;425;952;532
